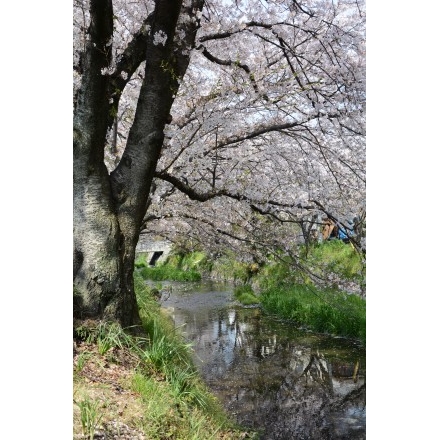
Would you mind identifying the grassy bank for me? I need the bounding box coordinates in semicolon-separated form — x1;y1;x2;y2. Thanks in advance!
260;285;366;342
253;241;366;342
135;250;260;285
231;282;365;343
135;252;204;281
73;272;256;439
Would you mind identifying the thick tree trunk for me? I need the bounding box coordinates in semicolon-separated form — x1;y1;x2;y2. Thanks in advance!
73;0;140;327
73;0;204;328
73;171;140;327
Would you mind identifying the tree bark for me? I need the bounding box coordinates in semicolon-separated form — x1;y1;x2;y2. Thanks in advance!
73;0;204;328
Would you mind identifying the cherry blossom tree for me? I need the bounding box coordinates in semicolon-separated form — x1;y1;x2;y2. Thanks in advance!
73;0;366;326
141;0;365;264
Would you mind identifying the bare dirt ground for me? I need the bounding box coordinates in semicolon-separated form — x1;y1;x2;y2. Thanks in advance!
73;339;148;440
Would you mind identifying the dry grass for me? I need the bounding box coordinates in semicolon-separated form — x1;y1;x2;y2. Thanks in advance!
73;340;148;439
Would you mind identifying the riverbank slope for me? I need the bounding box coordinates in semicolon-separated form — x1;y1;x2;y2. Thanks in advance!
73;274;257;439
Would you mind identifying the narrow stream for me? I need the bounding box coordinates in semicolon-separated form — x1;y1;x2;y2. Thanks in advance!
157;280;366;440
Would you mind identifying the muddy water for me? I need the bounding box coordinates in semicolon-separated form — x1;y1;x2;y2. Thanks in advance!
157;280;366;440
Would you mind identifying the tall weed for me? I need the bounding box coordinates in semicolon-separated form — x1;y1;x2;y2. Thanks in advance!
75;396;103;440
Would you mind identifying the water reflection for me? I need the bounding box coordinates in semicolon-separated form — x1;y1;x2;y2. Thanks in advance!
159;281;366;439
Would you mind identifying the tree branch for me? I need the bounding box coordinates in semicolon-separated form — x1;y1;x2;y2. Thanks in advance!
202;111;338;155
197;44;260;94
105;15;154;130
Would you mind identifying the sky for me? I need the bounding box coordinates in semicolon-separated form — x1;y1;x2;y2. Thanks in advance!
0;1;438;437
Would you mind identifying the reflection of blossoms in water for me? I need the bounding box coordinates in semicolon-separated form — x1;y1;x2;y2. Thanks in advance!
161;283;365;439
260;334;277;358
288;347;313;378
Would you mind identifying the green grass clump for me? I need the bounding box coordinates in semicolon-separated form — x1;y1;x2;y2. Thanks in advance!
74;318;149;356
134;251;208;281
260;284;365;343
138;265;202;281
306;240;364;281
210;254;259;283
179;251;211;271
130;371;240;439
134;253;148;268
255;260;297;291
160;251;212;272
233;285;260;305
74;396;103;440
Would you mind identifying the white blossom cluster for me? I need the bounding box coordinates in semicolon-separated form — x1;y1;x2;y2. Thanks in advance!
153;30;168;46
